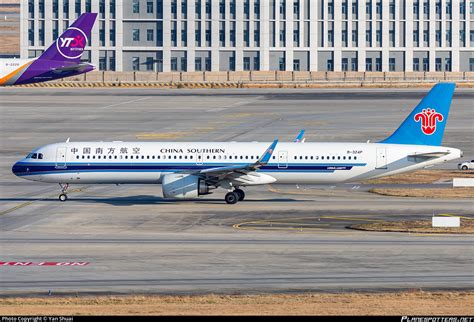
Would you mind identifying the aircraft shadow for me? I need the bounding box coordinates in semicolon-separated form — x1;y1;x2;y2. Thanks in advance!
0;196;308;206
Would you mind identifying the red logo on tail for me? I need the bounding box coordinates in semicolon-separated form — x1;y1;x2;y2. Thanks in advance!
414;108;444;135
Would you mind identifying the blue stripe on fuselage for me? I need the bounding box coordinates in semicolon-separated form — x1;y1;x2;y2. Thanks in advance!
13;161;366;176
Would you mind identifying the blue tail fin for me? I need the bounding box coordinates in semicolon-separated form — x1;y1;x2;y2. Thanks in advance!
380;83;455;146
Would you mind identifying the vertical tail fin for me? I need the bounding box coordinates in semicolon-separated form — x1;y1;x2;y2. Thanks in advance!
380;83;456;146
38;13;97;63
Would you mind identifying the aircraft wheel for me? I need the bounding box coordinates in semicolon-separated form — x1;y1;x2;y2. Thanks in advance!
59;194;68;202
225;192;239;204
234;189;245;201
462;165;468;171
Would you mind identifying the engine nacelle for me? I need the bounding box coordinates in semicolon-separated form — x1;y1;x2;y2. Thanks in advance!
162;173;211;199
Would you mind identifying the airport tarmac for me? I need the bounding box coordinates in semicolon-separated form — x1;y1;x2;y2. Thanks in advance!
0;87;473;295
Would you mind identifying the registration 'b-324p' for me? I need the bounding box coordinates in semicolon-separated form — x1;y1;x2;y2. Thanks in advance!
12;83;462;204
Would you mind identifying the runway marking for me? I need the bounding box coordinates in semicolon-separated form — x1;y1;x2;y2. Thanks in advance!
437;213;474;220
320;215;385;222
136;132;191;139
99;97;150;109
0;186;88;216
232;214;383;233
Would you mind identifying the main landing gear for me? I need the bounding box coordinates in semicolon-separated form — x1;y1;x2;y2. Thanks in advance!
225;188;245;204
58;183;69;202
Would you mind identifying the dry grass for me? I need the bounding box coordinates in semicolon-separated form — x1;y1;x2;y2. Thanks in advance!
351;218;474;234
0;292;473;315
363;169;474;184
370;187;474;199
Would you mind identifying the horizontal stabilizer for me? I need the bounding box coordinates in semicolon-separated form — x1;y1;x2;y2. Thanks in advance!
52;63;93;73
407;151;450;162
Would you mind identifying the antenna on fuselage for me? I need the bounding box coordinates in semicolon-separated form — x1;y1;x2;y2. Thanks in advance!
66;137;70;143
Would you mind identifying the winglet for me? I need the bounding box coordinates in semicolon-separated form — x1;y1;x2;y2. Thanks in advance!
294;130;306;143
257;139;278;165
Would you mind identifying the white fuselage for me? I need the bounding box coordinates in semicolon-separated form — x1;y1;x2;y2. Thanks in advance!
0;59;33;81
13;141;462;185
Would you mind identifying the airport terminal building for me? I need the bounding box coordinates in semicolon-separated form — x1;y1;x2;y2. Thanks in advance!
21;0;474;72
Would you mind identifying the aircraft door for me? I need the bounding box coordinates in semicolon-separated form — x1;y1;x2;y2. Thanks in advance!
278;151;288;169
375;148;387;169
55;146;67;169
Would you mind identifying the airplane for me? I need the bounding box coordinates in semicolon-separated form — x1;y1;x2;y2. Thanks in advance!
0;13;97;86
12;83;462;204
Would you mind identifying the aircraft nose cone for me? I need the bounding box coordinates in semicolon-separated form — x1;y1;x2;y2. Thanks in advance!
12;162;20;176
12;161;26;176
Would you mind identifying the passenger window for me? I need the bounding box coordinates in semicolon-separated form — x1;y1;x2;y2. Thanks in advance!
332;156;335;160
354;156;357;160
245;156;248;159
348;156;351;160
190;155;193;159
76;156;79;159
114;156;118;159
82;156;85;159
338;156;340;160
87;156;90;159
93;156;96;159
305;156;308;160
142;156;145;159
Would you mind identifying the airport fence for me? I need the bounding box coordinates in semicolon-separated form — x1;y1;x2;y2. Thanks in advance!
21;71;474;88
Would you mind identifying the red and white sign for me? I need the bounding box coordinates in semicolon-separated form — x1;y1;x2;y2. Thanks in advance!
0;261;89;266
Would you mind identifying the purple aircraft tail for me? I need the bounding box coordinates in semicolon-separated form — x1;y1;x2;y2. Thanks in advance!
38;13;97;63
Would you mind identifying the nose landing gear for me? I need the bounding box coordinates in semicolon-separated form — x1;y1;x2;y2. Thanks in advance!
58;183;69;202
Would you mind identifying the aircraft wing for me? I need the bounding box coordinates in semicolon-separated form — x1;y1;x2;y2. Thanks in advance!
294;130;305;143
51;63;92;73
183;139;278;184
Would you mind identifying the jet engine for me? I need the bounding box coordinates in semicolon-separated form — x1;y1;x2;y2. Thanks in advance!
162;173;211;199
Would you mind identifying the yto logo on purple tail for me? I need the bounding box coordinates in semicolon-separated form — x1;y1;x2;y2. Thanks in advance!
414;108;444;135
56;27;88;59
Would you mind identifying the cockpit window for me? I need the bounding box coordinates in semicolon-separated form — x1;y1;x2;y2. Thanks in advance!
26;153;33;158
38;153;43;159
31;153;37;159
